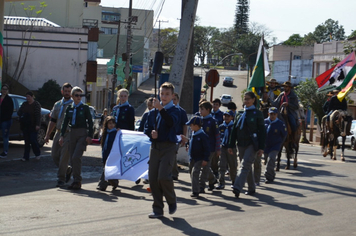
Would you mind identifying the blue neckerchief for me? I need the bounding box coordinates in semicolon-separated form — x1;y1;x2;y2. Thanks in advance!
189;128;203;156
115;101;130;123
237;105;256;130
71;101;83;125
222;121;233;145
156;100;174;130
211;109;221;115
58;98;73;119
267;117;279;133
176;103;180;109
202;114;213;120
103;128;116;152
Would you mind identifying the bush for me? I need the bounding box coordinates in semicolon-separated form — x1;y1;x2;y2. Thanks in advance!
37;80;62;110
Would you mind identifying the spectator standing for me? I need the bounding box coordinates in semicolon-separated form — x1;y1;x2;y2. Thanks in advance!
0;84;14;158
44;83;73;187
144;82;180;219
59;87;93;190
112;88;135;130
100;108;108;127
172;92;188;181
228;91;266;198
138;97;154;132
18;91;42;162
264;107;287;183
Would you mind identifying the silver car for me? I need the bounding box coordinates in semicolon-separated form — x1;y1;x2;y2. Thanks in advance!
220;94;232;105
337;120;356;147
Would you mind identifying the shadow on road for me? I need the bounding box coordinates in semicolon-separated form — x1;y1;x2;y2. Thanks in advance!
160;217;221;236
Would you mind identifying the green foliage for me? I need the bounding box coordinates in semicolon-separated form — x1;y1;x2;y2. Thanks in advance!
348;30;356;39
160;28;179;64
313;19;345;43
302;32;318;46
295;78;328;126
282;34;303;46
343;40;356;55
36;80;62;110
194;26;219;65
234;0;249;36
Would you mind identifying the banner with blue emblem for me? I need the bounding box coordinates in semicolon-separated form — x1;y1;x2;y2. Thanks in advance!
105;130;150;181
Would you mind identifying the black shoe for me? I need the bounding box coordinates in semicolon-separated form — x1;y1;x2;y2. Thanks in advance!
67;182;81;190
143;179;149;184
233;188;240;198
135;179;141;184
65;166;72;183
108;179;119;190
168;202;177;215
172;176;178;181
216;184;225;190
190;193;199;198
244;190;256;196
56;181;65;187
199;188;206;194
265;179;273;184
148;212;163;219
96;185;107;191
208;184;215;191
0;152;7;158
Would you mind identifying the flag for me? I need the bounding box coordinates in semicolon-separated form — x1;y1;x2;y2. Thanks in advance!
337;73;356;102
248;38;270;90
316;51;356;92
0;32;3;70
105;130;151;182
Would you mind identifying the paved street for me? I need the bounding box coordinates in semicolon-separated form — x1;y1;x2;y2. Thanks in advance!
1;141;356;236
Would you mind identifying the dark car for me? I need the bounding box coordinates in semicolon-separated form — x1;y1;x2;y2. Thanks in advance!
223;76;234;86
0;94;50;147
89;106;101;139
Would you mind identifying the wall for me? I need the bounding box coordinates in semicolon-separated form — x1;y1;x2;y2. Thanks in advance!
3;25;88;90
271;59;313;84
4;0;84;27
269;45;314;61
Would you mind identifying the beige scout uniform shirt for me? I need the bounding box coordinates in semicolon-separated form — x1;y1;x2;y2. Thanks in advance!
50;99;72;131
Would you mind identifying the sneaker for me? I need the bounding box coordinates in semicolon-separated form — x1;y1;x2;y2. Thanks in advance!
0;152;7;158
148;212;163;219
108;179;119;190
67;182;81;190
65;166;72;183
135;179;141;184
56;181;65;187
168;202;177;215
244;190;256;196
96;186;107;191
216;184;225;190
190;193;199;199
35;155;41;160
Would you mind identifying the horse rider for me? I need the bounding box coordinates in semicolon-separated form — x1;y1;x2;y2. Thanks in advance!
325;90;348;132
266;78;281;101
323;91;334;115
272;81;299;134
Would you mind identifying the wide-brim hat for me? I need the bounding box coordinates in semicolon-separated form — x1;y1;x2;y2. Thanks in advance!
327;91;334;97
266;78;279;85
281;81;292;87
332;89;340;94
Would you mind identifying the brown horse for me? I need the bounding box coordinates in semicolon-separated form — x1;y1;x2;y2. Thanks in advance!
276;106;301;171
321;110;352;161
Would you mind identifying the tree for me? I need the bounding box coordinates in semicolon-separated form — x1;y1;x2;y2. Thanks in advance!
283;34;303;46
313;19;345;43
3;2;48;90
36;79;62;110
159;28;179;64
348;30;356;40
302;32;318;46
193;26;219;65
295;78;328;127
234;0;249;36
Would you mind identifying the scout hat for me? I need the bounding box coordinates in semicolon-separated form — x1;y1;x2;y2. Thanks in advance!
281;81;292;87
268;107;278;114
186;116;202;126
266;78;278;85
223;110;234;117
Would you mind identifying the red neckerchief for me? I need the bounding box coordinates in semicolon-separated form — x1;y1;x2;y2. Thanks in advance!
281;90;290;106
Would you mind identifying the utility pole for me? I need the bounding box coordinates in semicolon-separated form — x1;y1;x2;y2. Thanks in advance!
110;21;121;112
124;0;133;90
157;20;168;51
288;52;292;82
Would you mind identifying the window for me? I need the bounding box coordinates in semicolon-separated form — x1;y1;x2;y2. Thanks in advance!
101;27;118;35
102;12;121;22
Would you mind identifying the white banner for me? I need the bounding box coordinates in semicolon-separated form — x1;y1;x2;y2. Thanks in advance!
105;130;150;182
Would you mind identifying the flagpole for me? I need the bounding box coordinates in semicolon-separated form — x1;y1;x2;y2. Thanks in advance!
261;35;266;95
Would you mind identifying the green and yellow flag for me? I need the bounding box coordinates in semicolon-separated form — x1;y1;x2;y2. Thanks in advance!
248;38;270;91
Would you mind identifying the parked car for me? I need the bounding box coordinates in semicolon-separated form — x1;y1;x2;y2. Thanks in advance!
89;106;101;139
220;94;233;105
337;120;356;147
223;76;234;86
0;94;50;147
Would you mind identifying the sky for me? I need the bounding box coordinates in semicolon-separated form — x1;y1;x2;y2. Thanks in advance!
101;0;355;43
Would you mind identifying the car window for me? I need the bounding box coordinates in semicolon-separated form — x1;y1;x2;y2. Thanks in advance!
14;97;26;111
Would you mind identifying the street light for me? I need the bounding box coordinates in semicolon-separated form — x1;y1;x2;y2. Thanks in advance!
214;53;242;67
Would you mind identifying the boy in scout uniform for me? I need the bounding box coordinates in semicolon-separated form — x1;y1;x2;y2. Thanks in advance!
45;83;73;187
59;86;93;190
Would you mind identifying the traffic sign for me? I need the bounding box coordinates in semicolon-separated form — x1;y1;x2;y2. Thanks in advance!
205;69;219;87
